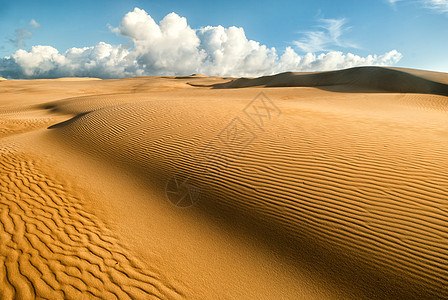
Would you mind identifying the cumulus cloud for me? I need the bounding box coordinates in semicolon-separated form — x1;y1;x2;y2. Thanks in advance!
294;18;357;53
278;48;402;72
1;43;136;79
0;8;403;79
115;9;204;75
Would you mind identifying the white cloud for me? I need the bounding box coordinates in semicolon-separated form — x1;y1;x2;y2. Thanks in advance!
278;48;402;72
1;43;136;79
0;8;403;79
29;19;40;28
423;0;448;13
293;18;357;53
116;9;204;75
389;0;448;13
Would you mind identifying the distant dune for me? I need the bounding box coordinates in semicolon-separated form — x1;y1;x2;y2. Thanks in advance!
0;67;447;299
0;77;102;81
213;66;448;96
41;77;102;81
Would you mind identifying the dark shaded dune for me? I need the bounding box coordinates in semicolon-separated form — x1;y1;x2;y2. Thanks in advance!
38;93;154;115
387;67;448;85
174;74;208;79
213;67;448;96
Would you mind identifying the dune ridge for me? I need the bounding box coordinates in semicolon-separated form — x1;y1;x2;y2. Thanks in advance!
47;90;448;298
34;77;102;81
211;66;448;96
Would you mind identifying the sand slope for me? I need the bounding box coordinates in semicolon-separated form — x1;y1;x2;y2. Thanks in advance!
0;150;182;299
0;67;447;299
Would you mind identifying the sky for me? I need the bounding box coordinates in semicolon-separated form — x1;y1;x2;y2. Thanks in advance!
0;0;447;78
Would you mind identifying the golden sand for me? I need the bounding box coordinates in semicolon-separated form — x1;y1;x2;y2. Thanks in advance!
0;68;447;299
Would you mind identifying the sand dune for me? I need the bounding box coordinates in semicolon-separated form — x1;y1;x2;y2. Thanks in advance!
387;67;448;85
39;77;102;81
0;151;182;299
212;66;448;96
0;67;447;299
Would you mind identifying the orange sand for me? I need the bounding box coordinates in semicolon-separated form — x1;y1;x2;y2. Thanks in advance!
0;67;447;299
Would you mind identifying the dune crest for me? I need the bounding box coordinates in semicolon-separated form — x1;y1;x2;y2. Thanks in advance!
42;77;102;81
213;66;448;96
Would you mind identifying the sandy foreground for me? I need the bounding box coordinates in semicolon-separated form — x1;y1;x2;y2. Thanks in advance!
0;67;447;299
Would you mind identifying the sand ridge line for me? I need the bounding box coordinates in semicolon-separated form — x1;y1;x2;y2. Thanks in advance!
214;67;448;96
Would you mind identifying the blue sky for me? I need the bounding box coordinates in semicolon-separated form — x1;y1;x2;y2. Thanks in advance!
0;0;447;78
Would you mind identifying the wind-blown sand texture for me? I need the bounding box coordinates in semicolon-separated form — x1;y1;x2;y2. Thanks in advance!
0;67;447;299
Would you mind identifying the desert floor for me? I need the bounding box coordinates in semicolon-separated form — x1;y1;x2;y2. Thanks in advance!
0;68;447;299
